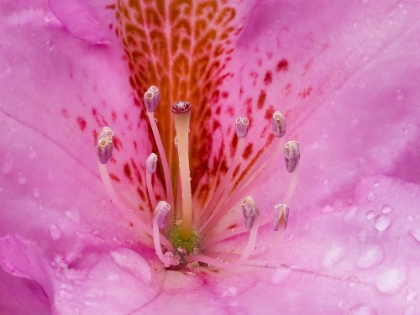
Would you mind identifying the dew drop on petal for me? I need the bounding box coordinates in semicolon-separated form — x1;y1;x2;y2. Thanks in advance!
366;210;375;220
0;152;14;175
50;224;62;240
367;191;376;202
381;204;392;214
322;245;345;268
356;247;384;269
271;267;292;284
322;205;335;213
410;226;420;242
59;290;73;300
28;146;37;159
2;260;15;273
395;89;405;101
405;287;417;301
373;180;380;188
348;304;377;315
107;273;120;282
375;267;407;294
34;188;40;198
45;39;54;51
18;173;27;184
406;215;414;222
374;215;391;231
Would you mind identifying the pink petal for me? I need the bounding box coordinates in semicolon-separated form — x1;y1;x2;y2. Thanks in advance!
48;0;116;44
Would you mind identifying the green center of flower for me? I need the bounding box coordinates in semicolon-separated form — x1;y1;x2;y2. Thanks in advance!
169;226;200;256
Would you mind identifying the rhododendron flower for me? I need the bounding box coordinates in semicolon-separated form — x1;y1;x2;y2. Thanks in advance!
1;0;420;314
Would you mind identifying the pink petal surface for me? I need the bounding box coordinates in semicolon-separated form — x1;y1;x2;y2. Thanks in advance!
1;0;420;314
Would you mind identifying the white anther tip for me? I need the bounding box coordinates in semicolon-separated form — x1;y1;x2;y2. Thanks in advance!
284;141;300;173
272;111;286;138
146;153;158;174
236;116;249;138
144;86;160;112
97;127;114;164
273;204;289;231
154;201;171;229
241;196;259;230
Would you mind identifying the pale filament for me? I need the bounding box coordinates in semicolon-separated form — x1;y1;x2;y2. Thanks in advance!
146;111;174;208
153;208;176;266
98;161;173;250
203;161;299;248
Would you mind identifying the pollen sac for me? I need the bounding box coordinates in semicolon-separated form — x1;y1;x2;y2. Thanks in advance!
171;101;192;114
241;196;259;230
273;204;289;231
144;86;160;112
97;127;114;164
284;141;300;173
272;111;286;138
154;201;171;229
235;117;249;138
145;153;158;174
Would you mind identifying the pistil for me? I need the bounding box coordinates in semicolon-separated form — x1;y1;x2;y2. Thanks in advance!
171;101;193;240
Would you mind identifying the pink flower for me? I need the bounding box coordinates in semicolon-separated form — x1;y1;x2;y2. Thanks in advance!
1;0;420;314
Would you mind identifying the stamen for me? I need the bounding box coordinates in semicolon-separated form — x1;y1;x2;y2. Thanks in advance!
200;117;249;221
144;86;160;112
153;201;178;267
145;153;158;210
97;127;114;164
172;101;193;240
273;204;289;231
284;141;300;173
144;87;174;208
186;197;259;268
242;196;258;230
272;111;286;138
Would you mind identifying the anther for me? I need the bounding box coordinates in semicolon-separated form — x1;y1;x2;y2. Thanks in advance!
145;153;158;174
273;204;289;231
144;86;160;112
272;111;286;138
171;101;192;114
284;141;300;173
154;201;171;229
242;196;259;230
235;117;249;138
97;127;113;164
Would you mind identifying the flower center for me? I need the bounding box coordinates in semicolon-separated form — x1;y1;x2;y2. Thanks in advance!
97;86;300;269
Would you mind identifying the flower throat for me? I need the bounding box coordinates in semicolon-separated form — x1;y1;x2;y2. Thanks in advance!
97;86;300;269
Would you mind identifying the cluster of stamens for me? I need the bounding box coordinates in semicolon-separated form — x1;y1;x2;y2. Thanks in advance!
96;86;300;269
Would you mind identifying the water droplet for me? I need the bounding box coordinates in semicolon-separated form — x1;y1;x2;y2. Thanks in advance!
396;89;405;101
350;114;359;125
387;16;394;25
406;215;414;222
34;188;40;198
271;267;292;284
405;287;417;301
322;205;335;213
405;306;416;315
375;267;406;294
2;260;15;273
107;273;120;282
59;290;73;300
366;210;375;220
312;141;319;148
28;146;37;159
18;173;27;184
374;215;391;231
47;170;53;179
410;226;420;242
367;191;376;201
373;180;380;188
65;206;80;223
348;304;377;315
110;248;152;284
381;204;391;214
322;130;328;138
45;40;54;51
322;245;345;268
356;247;384;269
0;152;14;175
50;224;62;240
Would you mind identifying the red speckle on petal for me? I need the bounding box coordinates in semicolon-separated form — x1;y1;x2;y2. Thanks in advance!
264;105;275;119
221;91;229;99
109;173;120;182
284;83;292;95
123;163;133;182
263;71;272;85
112;136;122;150
257;90;266;109
111;111;117;123
299;87;312;99
266;51;273;60
77;116;87;131
242;143;253;160
61;108;70;119
276;59;289;72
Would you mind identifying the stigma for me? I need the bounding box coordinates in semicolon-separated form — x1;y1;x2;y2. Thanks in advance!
96;86;301;269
